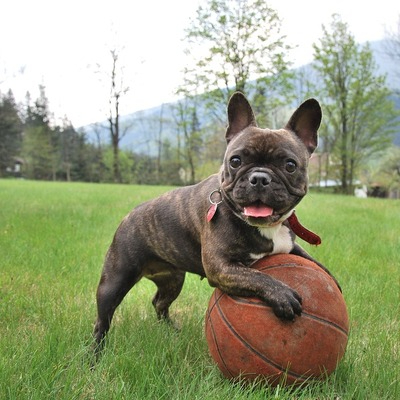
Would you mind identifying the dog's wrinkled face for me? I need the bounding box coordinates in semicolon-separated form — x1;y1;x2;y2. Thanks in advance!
221;127;310;227
220;93;321;228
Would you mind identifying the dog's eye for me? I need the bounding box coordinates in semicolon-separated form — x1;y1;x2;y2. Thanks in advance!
285;159;297;173
229;156;241;169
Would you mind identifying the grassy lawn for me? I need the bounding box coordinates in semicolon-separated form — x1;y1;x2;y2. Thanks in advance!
0;179;398;399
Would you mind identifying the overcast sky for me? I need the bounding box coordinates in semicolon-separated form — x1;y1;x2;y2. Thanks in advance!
1;0;398;127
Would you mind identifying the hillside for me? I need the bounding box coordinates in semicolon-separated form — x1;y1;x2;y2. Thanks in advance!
83;40;400;153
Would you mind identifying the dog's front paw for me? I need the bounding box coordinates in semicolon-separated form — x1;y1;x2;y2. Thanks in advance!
267;284;302;321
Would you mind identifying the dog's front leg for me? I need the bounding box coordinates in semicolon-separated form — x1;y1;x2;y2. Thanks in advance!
203;256;302;321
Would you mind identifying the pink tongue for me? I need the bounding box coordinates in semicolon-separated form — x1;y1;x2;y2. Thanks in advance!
243;205;274;218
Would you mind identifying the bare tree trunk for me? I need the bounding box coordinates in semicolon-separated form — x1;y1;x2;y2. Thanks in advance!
156;104;164;183
108;49;129;184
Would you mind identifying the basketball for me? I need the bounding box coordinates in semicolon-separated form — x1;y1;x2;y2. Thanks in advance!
205;254;349;386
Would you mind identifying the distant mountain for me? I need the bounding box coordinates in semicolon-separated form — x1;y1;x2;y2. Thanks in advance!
371;40;400;145
82;40;400;152
83;104;178;155
391;95;400;146
369;40;399;90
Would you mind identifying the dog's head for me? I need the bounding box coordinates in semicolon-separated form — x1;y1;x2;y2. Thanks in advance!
220;92;321;228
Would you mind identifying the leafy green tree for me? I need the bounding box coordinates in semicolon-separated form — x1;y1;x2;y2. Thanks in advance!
370;146;400;195
59;119;75;181
182;0;294;125
102;146;134;183
172;97;203;184
58;119;98;182
0;90;22;176
312;14;400;193
72;133;106;183
22;125;56;180
22;86;63;180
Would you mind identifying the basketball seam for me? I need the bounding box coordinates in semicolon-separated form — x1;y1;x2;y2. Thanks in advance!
256;262;329;276
214;295;307;381
301;312;349;336
206;291;235;379
229;296;349;336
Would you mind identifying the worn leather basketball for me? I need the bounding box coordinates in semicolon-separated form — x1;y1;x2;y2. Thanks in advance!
205;254;349;386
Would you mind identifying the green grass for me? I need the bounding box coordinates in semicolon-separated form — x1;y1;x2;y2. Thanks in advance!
0;179;399;399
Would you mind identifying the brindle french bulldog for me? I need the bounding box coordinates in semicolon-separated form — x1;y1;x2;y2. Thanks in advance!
93;92;339;353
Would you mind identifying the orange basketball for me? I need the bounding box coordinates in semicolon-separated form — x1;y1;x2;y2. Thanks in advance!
205;254;349;386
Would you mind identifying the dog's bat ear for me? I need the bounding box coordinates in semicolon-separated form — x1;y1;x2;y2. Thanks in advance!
285;98;322;154
226;92;257;143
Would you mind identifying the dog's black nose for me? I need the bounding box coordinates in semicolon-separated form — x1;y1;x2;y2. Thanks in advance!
249;172;272;187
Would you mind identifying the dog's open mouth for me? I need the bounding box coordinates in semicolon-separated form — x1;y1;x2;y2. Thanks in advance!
243;202;274;218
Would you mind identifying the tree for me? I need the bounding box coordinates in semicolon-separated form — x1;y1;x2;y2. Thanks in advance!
154;104;167;183
376;146;400;197
58;118;95;182
107;49;130;183
172;97;203;184
182;0;294;124
312;14;400;193
0;90;22;176
59;118;74;181
23;86;60;180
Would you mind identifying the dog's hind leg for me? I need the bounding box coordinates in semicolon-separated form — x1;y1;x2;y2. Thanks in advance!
146;266;186;324
93;257;142;355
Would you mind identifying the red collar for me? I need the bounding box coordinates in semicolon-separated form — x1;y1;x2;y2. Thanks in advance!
287;211;321;246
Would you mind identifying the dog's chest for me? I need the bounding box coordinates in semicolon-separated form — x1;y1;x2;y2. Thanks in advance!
249;224;293;262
